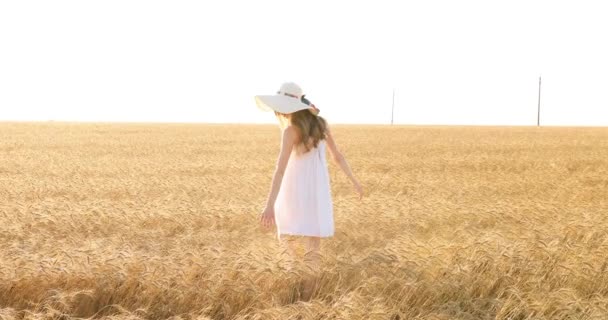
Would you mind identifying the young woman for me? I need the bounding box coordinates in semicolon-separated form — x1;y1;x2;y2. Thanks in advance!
255;82;363;272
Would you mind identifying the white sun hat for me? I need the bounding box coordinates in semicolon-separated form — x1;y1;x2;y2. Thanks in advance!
255;82;312;114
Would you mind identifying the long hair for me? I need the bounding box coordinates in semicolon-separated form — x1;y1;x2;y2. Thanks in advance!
275;110;328;153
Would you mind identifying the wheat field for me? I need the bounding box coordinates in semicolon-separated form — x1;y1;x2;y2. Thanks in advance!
1;122;607;319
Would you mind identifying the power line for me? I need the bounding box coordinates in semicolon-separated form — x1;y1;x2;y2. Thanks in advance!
537;76;542;126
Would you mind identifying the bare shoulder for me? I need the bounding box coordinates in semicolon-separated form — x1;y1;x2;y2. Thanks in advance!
282;125;299;143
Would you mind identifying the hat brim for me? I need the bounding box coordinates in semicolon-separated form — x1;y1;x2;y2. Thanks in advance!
255;95;311;114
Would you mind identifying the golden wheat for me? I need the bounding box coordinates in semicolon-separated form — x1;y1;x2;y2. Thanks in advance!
1;122;607;319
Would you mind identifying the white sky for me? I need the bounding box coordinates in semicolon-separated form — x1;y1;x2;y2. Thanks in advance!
1;0;607;126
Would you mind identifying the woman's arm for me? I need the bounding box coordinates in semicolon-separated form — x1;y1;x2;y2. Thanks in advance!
325;127;364;199
260;126;297;228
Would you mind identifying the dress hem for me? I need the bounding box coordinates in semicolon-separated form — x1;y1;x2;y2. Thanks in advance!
277;232;334;239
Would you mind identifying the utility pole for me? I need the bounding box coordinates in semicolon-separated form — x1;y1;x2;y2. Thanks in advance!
537;76;542;127
391;88;395;125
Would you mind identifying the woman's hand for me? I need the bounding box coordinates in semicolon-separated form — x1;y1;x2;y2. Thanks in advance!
260;205;276;229
354;181;364;200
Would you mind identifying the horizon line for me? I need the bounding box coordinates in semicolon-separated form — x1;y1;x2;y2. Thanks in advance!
1;120;607;128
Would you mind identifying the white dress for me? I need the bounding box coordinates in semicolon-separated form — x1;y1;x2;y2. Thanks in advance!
274;139;334;240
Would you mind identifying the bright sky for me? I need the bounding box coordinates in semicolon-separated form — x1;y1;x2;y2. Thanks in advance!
1;1;607;126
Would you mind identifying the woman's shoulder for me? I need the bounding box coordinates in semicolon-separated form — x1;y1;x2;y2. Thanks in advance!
282;125;301;144
284;125;298;133
284;125;301;138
